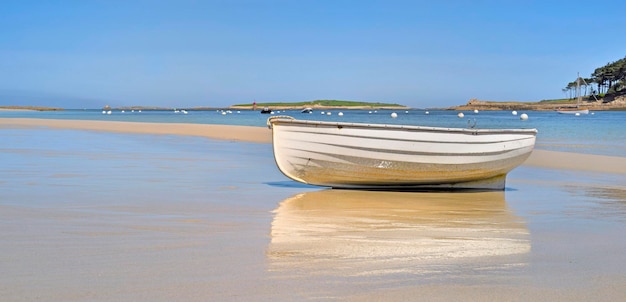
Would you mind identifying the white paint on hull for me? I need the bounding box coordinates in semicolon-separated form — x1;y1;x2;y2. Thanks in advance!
556;108;589;114
268;117;537;190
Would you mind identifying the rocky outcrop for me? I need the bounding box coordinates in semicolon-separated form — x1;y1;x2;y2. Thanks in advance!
449;97;626;111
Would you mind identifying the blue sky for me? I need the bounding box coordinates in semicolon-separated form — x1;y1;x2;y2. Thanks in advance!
1;0;624;109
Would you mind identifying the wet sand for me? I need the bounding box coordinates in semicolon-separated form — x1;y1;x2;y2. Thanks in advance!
1;118;625;301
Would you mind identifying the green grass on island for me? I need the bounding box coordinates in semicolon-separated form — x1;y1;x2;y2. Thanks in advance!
232;100;407;108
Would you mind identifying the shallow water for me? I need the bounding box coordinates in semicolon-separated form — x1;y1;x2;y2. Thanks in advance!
2;109;626;157
1;127;625;301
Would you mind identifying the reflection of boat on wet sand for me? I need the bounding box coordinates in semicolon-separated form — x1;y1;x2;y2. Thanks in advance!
268;189;530;276
267;116;537;190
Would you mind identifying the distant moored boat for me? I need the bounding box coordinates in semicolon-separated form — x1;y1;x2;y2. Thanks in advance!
557;72;590;115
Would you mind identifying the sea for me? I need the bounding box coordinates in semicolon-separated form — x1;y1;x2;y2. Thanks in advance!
2;108;625;157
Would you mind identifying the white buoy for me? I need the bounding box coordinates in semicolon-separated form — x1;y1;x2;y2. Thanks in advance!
338;112;343;116
221;111;226;115
474;109;479;114
391;112;398;118
457;112;464;118
512;110;518;116
425;111;429;115
321;111;325;115
520;113;529;120
575;112;580;116
102;110;106;114
107;111;112;115
368;111;372;114
405;111;409;114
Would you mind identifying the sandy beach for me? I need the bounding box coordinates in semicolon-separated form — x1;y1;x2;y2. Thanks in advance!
0;117;273;143
1;117;625;301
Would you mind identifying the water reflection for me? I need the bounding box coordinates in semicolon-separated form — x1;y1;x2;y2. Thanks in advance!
566;184;626;221
268;189;530;277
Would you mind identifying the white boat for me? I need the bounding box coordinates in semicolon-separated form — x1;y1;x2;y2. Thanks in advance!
557;72;590;114
267;116;537;190
556;107;589;115
301;107;313;113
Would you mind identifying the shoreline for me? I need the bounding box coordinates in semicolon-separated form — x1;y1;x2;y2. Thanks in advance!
1;117;625;175
447;96;626;111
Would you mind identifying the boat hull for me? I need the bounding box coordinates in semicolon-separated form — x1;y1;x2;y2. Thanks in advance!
268;116;537;190
556;108;589;114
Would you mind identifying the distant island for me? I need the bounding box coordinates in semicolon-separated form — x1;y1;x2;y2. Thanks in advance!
230;100;409;110
0;106;63;111
229;96;626;112
4;97;625;112
448;95;626;111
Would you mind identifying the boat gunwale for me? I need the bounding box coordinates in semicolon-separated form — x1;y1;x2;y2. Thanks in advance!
268;116;538;135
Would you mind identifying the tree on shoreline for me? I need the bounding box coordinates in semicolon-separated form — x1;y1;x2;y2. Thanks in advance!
565;56;625;99
588;56;625;96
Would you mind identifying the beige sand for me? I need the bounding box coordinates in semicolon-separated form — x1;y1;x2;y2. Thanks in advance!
525;149;626;174
0;118;272;143
0;108;35;111
2;118;624;174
